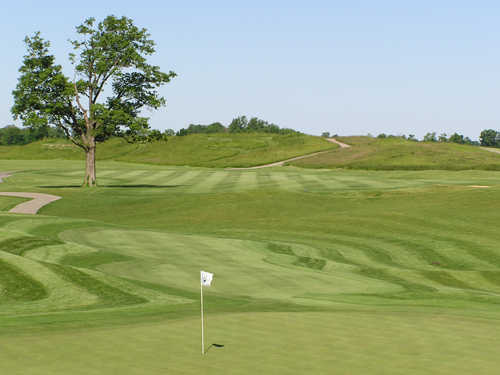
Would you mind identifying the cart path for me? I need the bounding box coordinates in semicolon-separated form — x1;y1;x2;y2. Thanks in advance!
483;147;500;154
227;138;351;170
0;174;61;214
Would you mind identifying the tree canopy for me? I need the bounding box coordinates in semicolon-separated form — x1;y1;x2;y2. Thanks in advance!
480;129;500;147
175;116;299;136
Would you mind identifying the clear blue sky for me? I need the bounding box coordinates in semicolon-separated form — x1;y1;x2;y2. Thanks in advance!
2;1;499;139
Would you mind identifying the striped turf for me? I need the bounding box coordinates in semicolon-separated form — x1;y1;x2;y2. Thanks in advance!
0;159;499;374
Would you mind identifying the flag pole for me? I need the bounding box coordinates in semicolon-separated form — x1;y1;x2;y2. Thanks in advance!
200;274;204;355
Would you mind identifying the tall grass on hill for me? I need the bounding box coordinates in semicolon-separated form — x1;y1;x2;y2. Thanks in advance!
0;133;336;168
289;136;500;170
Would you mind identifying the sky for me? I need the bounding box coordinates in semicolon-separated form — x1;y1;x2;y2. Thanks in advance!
1;1;499;139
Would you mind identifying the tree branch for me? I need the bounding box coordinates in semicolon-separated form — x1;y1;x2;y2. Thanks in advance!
57;120;87;151
92;58;120;103
73;80;90;127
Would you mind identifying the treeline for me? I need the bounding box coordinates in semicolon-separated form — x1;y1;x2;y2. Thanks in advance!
419;130;500;147
1;115;297;146
176;122;225;136
355;130;500;147
0;125;65;145
176;116;299;136
416;132;477;145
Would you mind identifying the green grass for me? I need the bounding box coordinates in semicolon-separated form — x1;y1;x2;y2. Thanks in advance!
289;136;500;170
2;312;499;375
0;196;28;211
0;259;48;302
0;159;499;374
0;133;336;168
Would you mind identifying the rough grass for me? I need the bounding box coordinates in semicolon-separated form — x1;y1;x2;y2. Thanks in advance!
0;133;336;168
0;160;499;374
289;136;500;170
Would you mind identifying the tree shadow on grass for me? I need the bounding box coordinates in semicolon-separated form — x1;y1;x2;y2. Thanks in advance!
38;184;184;189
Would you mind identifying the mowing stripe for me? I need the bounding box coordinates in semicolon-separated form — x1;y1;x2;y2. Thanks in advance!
315;173;398;190
162;170;202;187
481;271;500;289
188;171;228;193
213;171;242;192
44;262;147;309
0;236;63;256
331;176;372;189
0;251;99;310
379;215;500;269
119;170;150;180
0;258;47;302
331;237;401;268
93;170;119;177
390;268;449;290
177;171;207;188
390;213;500;242
159;169;189;186
450;271;500;293
139;170;177;184
297;173;331;191
256;171;278;190
351;176;393;189
235;171;259;192
65;170;86;176
421;270;475;290
335;229;473;270
293;173;326;192
358;267;436;293
312;175;349;191
269;172;303;191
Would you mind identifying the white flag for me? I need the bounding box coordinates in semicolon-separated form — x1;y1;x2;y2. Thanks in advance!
200;270;214;287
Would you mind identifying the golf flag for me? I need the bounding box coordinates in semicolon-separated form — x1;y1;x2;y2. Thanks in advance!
200;270;214;355
201;271;214;287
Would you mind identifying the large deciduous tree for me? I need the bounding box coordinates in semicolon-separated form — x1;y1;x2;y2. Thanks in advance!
12;16;176;186
480;129;499;147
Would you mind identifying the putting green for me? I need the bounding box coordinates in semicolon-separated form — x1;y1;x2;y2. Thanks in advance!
1;312;499;375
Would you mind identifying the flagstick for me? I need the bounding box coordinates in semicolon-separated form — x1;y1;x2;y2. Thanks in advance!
200;279;204;355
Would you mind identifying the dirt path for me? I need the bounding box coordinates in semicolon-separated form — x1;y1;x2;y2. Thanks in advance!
0;174;61;214
482;147;500;154
227;138;351;170
326;138;351;148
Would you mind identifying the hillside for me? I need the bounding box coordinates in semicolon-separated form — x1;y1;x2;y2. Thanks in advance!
289;136;500;170
0;133;336;168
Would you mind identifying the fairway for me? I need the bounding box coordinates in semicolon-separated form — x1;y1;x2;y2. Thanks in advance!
0;160;499;374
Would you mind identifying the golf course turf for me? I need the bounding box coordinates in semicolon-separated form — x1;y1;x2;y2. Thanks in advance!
0;158;499;374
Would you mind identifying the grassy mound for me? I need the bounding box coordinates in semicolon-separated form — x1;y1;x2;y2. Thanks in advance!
289;136;500;170
0;133;336;168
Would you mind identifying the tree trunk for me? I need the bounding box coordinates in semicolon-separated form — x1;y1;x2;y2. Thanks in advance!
83;140;97;187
